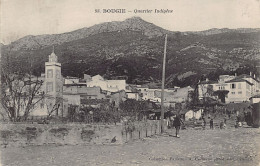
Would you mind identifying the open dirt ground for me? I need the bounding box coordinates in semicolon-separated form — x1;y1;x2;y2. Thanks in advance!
1;126;260;166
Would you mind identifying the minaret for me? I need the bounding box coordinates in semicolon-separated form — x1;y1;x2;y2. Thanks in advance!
45;47;63;116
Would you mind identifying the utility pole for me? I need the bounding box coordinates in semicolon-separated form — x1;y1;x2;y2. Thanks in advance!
161;34;167;133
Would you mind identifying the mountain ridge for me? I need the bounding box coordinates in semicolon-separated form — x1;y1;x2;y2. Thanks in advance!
8;17;173;51
2;17;260;87
7;17;260;51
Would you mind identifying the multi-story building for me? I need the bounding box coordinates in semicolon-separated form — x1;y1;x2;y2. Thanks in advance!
224;78;253;103
236;73;260;96
198;73;259;103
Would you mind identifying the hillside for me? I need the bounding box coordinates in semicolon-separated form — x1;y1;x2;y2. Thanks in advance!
1;17;260;87
8;17;172;51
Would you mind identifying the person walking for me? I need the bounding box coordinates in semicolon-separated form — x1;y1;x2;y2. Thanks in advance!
210;118;214;129
173;115;184;138
203;117;207;129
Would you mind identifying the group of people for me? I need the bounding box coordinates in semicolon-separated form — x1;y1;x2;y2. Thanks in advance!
168;107;253;138
170;114;217;138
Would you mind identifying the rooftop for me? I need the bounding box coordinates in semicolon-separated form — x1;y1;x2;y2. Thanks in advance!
225;78;254;85
236;74;259;82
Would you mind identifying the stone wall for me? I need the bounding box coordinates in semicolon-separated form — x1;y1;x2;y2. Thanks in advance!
122;120;166;142
0;120;167;147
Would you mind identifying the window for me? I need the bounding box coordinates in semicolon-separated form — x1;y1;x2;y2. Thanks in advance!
56;83;61;92
231;92;235;94
238;83;241;89
219;86;225;90
47;69;53;78
230;83;236;89
238;91;242;94
56;69;60;78
46;82;53;92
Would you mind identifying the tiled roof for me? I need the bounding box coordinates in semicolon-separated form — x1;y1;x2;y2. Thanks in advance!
225;78;253;85
236;74;259;82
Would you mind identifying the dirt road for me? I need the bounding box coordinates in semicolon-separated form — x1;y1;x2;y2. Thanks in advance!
1;127;260;166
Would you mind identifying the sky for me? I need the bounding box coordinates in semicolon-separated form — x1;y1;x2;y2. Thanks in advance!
1;0;260;44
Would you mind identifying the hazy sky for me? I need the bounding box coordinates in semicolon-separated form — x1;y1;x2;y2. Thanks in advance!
1;0;260;44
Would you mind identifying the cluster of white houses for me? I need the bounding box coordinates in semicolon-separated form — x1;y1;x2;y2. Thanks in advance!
30;50;194;117
9;49;259;118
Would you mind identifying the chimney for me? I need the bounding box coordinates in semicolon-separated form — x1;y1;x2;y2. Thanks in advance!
250;72;252;76
254;74;256;78
235;73;237;77
206;78;209;82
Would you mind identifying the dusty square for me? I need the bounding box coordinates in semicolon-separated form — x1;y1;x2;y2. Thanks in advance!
1;127;260;166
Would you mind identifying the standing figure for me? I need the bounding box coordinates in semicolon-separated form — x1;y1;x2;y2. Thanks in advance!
173;115;183;138
210;118;214;129
203;117;207;129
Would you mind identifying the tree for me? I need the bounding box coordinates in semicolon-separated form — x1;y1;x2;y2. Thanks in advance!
45;96;64;119
119;99;149;121
1;72;44;121
1;49;45;122
213;90;229;103
187;81;219;115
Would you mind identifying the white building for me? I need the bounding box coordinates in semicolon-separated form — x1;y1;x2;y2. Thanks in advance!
224;78;253;103
137;85;193;105
87;75;126;93
250;95;260;104
198;73;259;103
64;77;80;84
236;73;260;96
126;92;140;100
185;109;203;120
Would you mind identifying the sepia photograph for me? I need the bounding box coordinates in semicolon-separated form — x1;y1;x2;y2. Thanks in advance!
0;0;260;165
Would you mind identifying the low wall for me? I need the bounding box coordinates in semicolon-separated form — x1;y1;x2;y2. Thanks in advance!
122;120;166;142
0;123;123;147
0;120;166;147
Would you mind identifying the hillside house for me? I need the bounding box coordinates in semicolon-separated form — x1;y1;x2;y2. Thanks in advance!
87;75;126;93
198;73;259;103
